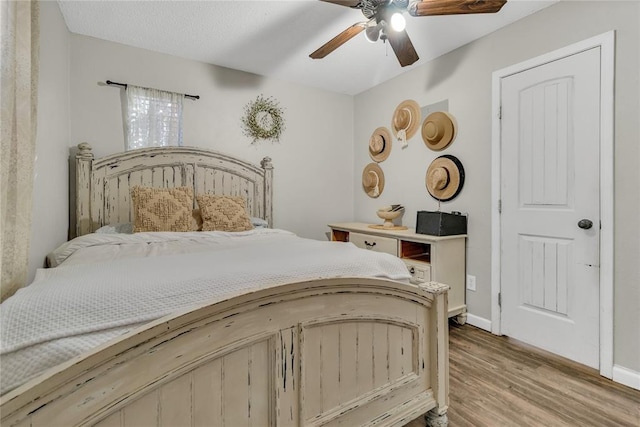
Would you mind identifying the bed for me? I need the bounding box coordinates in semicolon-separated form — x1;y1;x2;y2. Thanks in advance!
0;143;450;427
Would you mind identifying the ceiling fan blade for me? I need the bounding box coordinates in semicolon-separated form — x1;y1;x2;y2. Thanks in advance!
320;0;363;8
409;0;507;16
386;29;419;67
310;23;366;59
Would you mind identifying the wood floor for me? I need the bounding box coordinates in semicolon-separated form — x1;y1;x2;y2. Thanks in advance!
406;323;640;427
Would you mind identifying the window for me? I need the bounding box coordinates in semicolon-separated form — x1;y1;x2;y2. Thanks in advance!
125;85;184;150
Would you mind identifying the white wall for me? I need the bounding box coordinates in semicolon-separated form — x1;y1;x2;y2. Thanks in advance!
29;1;71;282
66;35;355;242
353;1;639;372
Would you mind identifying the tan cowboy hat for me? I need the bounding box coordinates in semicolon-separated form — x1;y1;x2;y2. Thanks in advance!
422;111;458;151
369;127;392;162
425;155;465;201
392;100;421;140
362;163;385;198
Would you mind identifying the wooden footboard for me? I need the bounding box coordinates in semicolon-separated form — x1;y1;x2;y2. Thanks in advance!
0;278;449;427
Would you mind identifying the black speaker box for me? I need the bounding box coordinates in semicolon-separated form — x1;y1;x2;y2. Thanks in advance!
416;211;467;236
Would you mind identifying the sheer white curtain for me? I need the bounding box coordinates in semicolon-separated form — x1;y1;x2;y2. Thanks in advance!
0;0;40;301
125;85;184;150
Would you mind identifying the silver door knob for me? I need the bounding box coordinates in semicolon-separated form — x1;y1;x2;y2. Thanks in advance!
578;219;593;229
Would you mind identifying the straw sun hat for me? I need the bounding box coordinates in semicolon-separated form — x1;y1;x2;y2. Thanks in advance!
362;163;385;198
426;155;465;202
392;100;421;147
369;127;392;163
422;111;457;151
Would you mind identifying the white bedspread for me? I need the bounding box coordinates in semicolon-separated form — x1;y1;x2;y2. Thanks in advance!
0;229;410;395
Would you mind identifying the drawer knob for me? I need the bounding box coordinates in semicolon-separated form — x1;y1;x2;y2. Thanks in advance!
408;266;416;274
364;241;377;249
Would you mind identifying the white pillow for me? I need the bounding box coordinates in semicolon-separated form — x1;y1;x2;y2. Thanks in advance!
251;217;269;228
95;223;134;234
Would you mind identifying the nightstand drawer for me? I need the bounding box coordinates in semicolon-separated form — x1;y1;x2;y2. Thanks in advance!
349;232;397;256
403;260;432;284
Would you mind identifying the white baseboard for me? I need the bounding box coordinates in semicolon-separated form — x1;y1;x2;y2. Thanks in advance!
612;365;640;390
465;313;492;332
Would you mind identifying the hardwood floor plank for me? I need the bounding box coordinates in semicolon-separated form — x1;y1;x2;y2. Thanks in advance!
405;323;640;427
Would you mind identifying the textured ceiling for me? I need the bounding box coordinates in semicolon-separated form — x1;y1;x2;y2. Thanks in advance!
57;0;557;95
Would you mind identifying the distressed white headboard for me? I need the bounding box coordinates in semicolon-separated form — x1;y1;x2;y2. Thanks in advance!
74;143;273;237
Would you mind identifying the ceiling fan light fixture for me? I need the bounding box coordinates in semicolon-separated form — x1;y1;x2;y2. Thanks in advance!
312;0;506;67
364;22;380;43
390;12;406;32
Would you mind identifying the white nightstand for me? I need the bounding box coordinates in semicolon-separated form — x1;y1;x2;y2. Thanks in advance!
328;222;467;324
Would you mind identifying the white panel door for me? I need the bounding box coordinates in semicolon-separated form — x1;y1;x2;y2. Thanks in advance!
500;47;601;368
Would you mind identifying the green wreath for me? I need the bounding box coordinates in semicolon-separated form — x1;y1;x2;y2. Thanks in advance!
241;95;285;144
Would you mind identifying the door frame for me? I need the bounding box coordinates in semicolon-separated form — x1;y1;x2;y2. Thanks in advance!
490;31;615;378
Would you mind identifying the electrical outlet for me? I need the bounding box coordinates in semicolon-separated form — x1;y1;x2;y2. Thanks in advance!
466;275;476;291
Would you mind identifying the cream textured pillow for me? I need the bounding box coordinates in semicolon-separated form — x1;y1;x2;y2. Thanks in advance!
197;194;253;232
131;186;195;232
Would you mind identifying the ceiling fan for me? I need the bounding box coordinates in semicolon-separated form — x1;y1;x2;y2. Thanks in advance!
310;0;507;67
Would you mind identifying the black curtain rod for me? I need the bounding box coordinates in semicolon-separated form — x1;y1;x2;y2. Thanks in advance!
106;80;200;100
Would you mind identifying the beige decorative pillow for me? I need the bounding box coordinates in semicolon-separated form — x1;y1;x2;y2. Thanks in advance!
196;194;253;232
131;186;195;232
